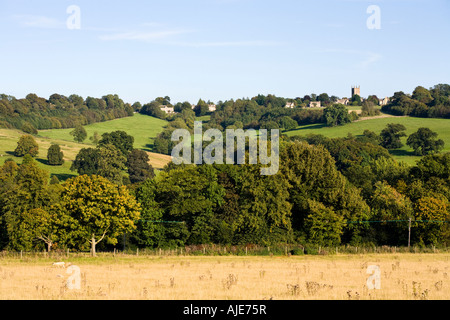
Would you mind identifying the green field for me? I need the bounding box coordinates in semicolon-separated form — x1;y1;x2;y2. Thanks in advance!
3;112;450;177
39;113;168;151
0;114;170;180
284;115;450;165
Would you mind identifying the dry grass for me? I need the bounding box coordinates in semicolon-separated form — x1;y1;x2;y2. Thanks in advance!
0;253;448;300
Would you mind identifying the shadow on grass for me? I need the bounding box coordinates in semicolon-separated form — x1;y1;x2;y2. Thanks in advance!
389;149;415;157
52;173;77;182
287;123;328;134
36;158;49;165
142;143;154;152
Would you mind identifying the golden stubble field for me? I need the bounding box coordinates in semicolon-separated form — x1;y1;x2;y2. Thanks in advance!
0;253;448;300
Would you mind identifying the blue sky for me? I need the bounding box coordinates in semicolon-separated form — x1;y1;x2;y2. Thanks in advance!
0;0;449;104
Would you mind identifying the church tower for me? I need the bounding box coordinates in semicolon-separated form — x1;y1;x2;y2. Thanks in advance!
352;85;361;98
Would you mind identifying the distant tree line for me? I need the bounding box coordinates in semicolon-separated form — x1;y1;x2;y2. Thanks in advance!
382;84;450;118
0;93;135;132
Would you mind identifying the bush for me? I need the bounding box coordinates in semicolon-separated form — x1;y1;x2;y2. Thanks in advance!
14;135;39;157
47;144;64;165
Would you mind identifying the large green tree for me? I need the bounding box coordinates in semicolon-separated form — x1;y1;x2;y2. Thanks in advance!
96;144;127;185
153;166;224;245
406;127;444;156
323;104;351;127
126;149;155;184
14;135;39;157
98;130;134;157
380;123;407;149
279;141;370;244
132;179;166;248
61;175;141;256
71;147;100;175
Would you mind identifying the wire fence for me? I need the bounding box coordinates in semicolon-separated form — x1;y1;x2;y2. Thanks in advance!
1;243;448;260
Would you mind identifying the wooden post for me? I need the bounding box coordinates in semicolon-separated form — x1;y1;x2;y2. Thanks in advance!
136;248;139;256
408;217;412;249
245;246;248;256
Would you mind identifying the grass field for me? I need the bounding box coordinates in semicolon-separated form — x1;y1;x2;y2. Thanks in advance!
285;115;450;165
0;253;448;300
39;113;168;151
0;114;171;180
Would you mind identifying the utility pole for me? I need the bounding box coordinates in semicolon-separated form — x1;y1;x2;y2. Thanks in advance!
408;217;412;249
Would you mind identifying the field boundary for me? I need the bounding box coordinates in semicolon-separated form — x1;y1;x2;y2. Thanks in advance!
1;244;448;261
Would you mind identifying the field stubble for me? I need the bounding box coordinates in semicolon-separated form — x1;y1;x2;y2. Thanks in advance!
0;253;448;300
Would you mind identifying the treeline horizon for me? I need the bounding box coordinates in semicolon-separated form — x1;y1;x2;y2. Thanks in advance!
1;83;448;134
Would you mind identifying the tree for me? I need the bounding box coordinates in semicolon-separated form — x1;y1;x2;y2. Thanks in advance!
279;116;298;131
96;144;127;185
317;93;331;106
61;175;141;256
14;135;39;157
1;157;63;251
131;179;165;248
233;164;293;245
279;141;370;243
89;132;101;145
47;144;64;166
154;166;224;245
16;208;65;252
304;200;345;246
70;125;87;143
21;122;38;135
126;149;155;184
406;127;445;156
351;94;362;106
412;86;433;105
140;101;166;119
323;104;351;127
50;175;60;185
194;99;209;117
370;181;414;245
361;100;380;117
415;153;450;182
71;148;100;175
414;196;449;245
380;123;407;149
98;130;134;156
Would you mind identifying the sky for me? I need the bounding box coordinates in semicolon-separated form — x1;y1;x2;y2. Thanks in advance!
0;0;449;105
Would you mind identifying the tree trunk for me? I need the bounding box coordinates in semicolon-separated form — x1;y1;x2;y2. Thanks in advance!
91;234;96;257
47;242;52;253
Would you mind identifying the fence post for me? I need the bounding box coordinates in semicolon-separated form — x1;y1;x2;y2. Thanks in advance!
408;217;412;249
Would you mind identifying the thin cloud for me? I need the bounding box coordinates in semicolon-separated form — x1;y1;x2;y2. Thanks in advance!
99;29;193;42
316;48;383;69
12;14;64;29
168;40;284;47
360;52;383;69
